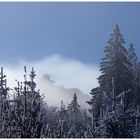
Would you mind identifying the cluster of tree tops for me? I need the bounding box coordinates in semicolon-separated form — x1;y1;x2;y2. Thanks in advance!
0;24;140;138
0;66;87;138
88;24;140;138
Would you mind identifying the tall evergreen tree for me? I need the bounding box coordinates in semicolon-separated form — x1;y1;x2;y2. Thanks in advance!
99;24;134;105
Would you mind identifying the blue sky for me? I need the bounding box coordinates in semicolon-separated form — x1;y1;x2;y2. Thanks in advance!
0;2;140;65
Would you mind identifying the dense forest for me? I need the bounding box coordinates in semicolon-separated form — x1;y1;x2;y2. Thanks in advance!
0;25;140;138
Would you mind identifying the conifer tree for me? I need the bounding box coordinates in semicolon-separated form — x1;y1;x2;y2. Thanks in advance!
12;67;46;138
67;93;82;138
99;24;133;105
0;67;11;138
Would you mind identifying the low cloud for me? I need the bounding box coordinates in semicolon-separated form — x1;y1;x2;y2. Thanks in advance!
0;55;100;107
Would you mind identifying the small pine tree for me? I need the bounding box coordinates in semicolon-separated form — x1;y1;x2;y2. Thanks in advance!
0;67;11;138
67;93;82;138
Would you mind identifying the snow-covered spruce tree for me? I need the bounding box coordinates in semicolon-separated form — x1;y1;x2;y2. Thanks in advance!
67;93;83;138
98;24;134;106
87;25;136;138
87;25;140;138
12;67;46;138
0;67;11;138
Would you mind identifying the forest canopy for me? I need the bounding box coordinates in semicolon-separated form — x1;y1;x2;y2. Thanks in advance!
0;25;139;138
